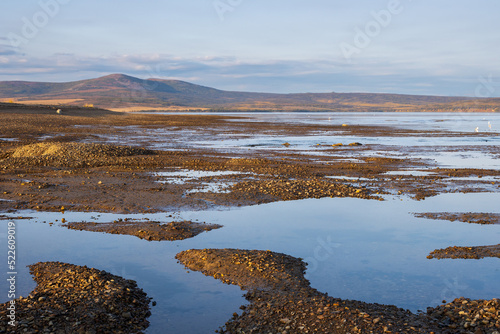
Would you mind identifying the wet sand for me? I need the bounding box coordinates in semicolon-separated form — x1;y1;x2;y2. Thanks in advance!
1;104;499;333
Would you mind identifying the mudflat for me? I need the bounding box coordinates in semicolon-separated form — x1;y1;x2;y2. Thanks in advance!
1;104;499;333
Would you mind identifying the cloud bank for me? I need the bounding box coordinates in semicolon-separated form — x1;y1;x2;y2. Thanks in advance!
0;52;498;97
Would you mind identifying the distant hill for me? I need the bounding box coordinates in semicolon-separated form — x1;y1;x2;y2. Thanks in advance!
0;74;499;112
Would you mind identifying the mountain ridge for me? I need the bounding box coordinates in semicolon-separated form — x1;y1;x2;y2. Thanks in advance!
0;74;498;112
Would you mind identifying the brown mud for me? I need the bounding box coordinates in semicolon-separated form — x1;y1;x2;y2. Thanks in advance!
0;262;151;334
65;219;222;241
176;249;500;334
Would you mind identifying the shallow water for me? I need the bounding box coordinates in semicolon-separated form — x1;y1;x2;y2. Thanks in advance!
1;193;499;333
89;112;500;169
384;170;436;176
154;170;243;186
223;112;500;133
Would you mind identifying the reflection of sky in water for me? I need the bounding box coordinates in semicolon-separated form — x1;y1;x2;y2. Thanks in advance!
1;193;499;332
188;135;500;169
222;112;500;133
191;134;499;149
91;112;500;170
413;151;500;169
77;112;500;170
147;111;500;133
154;170;242;186
384;170;436;176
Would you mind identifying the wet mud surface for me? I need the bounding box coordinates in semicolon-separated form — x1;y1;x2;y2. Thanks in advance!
177;249;500;334
65;219;222;241
1;104;499;333
0;262;151;334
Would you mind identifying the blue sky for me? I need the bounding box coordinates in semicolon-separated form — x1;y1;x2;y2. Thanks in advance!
1;0;500;96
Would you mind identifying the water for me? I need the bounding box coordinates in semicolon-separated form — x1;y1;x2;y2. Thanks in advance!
1;112;500;333
384;170;436;176
88;112;500;169
154;170;243;187
149;111;500;133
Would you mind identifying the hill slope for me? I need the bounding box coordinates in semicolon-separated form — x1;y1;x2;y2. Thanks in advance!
0;74;498;112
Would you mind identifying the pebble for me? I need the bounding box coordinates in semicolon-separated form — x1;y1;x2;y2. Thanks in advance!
0;262;151;333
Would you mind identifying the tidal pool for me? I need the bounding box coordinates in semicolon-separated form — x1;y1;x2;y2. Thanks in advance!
1;192;499;333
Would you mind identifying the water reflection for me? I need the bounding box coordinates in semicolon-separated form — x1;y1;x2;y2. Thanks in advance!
88;112;500;169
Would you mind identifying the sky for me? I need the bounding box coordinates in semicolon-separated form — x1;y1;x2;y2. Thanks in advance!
1;0;500;97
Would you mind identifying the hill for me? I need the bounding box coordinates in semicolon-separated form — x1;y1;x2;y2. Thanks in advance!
0;74;499;112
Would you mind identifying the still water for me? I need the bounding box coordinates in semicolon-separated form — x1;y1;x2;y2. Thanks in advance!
93;112;500;169
1;112;500;333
